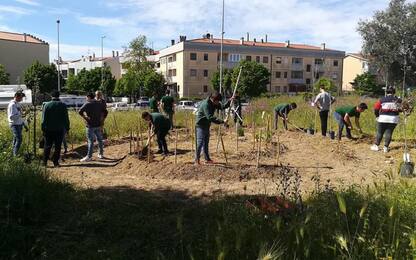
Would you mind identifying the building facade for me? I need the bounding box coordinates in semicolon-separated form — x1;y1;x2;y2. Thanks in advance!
59;51;124;80
0;31;49;84
342;53;370;92
152;35;345;98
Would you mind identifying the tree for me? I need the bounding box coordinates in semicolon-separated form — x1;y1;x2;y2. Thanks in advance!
210;68;233;95
142;70;165;97
65;67;116;96
0;64;10;84
24;61;60;97
352;72;383;95
231;60;270;98
313;77;337;93
358;0;416;86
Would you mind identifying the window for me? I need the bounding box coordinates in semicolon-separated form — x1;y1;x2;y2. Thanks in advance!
246;55;252;61
173;69;177;77
275;71;281;78
204;53;209;61
275;86;281;92
332;73;338;80
256;56;260;62
62;70;68;78
156;62;161;68
291;71;303;79
284;72;288;78
203;85;208;93
229;54;241;62
292;57;303;64
315;58;324;65
306;78;311;85
168;56;173;63
263;56;269;63
190;53;197;60
306;64;311;72
168;69;173;77
203;69;208;77
333;60;339;67
283;86;288;93
190;69;197;77
276;57;282;64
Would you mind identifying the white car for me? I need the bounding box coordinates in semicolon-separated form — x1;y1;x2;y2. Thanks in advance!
111;102;129;111
177;100;197;111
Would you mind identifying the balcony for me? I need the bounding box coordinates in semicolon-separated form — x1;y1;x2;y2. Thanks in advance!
291;63;303;71
288;78;305;84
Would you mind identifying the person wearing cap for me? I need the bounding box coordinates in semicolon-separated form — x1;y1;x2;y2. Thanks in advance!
41;91;70;167
313;84;336;136
194;91;233;165
161;90;175;129
79;92;108;162
141;111;171;155
334;103;368;140
7;91;27;156
371;87;402;153
273;102;297;130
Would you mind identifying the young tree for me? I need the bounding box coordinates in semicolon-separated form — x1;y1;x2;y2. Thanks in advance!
0;64;10;84
24;61;59;93
352;72;383;95
358;0;416;86
231;60;270;98
142;70;165;97
210;68;233;95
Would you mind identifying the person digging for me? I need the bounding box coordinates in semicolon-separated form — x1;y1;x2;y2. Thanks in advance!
333;103;368;141
142;111;171;156
194;91;233;165
273;103;297;130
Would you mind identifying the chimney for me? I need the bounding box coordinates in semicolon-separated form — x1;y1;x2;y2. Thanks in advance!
240;37;244;45
261;38;264;43
254;38;256;43
112;50;115;57
321;43;326;50
285;40;290;48
246;32;250;41
171;39;175;45
265;34;268;43
179;35;187;42
116;51;119;57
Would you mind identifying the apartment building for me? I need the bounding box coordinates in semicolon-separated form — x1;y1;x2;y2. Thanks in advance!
58;51;124;80
152;35;345;98
0;31;49;84
342;53;371;92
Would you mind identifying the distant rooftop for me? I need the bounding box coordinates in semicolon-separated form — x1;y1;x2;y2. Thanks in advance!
0;31;48;45
189;37;334;51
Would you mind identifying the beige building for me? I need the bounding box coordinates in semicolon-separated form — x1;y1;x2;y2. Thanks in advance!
342;53;370;92
152;35;345;98
0;31;49;84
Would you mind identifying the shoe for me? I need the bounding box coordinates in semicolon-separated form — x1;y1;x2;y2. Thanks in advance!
63;149;68;154
98;154;104;159
80;156;92;162
370;144;379;151
194;160;201;165
156;150;163;154
163;151;170;156
383;146;389;153
53;162;60;168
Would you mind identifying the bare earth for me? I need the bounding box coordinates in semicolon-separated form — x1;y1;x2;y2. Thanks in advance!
52;128;406;197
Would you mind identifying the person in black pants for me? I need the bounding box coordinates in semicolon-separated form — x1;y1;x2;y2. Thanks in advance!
41;91;70;167
313;85;335;136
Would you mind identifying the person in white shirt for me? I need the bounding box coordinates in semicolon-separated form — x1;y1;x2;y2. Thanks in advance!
7;91;27;156
313;85;336;136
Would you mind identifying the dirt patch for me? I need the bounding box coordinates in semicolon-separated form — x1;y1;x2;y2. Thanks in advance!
53;127;407;198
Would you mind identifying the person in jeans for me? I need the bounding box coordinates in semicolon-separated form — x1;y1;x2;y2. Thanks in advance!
79;93;108;162
161;90;175;129
7;91;27;156
142;111;171;155
41;91;70;167
313;84;336;136
194;92;233;165
371;87;402;153
334;103;368;140
273;103;297;130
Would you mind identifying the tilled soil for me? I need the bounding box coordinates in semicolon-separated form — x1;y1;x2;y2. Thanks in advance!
52;128;406;198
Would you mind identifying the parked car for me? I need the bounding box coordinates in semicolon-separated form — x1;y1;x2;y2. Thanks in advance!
112;102;129;111
177;100;196;111
136;100;150;109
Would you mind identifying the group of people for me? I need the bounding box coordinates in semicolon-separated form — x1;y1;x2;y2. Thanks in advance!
273;84;402;153
7;84;403;167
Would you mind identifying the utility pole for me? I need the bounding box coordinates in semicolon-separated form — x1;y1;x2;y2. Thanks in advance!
219;0;225;97
57;19;61;92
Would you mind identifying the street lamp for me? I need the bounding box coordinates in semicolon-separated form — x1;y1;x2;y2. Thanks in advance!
57;19;61;92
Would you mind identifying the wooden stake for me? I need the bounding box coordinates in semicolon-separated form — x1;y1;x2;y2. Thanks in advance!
256;128;262;168
276;132;280;166
216;125;221;154
235;122;239;153
112;113;120;140
174;130;178;164
147;127;151;163
252;120;257;151
220;133;228;164
129;129;132;154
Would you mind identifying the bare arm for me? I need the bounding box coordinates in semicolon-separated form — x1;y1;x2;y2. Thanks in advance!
344;114;352;129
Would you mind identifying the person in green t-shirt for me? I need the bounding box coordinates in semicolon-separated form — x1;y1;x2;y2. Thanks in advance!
142;111;171;155
161;90;175;129
149;94;159;113
334;103;368;140
273;102;297;130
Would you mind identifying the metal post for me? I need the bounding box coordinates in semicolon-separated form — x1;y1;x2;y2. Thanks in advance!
101;36;106;91
57;19;61;92
219;0;224;96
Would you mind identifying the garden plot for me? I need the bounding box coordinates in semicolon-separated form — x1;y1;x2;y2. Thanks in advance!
53;127;405;197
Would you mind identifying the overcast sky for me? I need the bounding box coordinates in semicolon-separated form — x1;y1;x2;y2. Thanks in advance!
0;0;401;60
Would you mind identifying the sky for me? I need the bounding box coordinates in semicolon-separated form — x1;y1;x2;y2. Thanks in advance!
0;0;399;61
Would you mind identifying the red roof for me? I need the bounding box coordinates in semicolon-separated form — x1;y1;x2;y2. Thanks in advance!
0;31;47;44
189;38;331;51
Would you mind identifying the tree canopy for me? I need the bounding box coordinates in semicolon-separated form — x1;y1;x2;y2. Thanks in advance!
0;64;10;85
66;67;116;97
313;77;337;93
352;72;383;95
24;61;60;93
